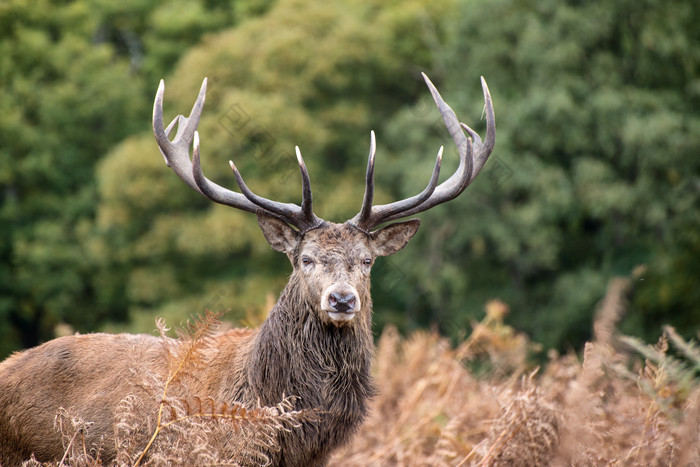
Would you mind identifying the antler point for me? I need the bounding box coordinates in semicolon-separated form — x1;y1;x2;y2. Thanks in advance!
480;76;492;100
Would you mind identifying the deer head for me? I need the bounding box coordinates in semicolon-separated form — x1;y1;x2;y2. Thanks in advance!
153;74;494;327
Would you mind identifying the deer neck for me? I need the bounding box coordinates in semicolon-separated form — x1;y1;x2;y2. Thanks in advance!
246;278;375;411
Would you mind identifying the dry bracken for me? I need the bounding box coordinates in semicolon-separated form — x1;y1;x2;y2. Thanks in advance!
15;277;700;466
473;374;559;467
331;278;700;466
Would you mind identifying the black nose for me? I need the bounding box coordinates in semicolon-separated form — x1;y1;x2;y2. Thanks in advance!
328;292;356;313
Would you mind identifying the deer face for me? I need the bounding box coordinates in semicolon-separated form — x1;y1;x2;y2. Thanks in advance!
297;224;371;324
257;215;420;325
153;73;493;322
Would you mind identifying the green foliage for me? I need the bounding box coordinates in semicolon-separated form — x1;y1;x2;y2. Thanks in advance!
380;0;700;349
0;0;145;354
1;0;698;358
616;325;700;416
0;0;254;356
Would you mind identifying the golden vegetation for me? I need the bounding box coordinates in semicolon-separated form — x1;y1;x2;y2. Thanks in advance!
330;282;700;466
22;280;700;466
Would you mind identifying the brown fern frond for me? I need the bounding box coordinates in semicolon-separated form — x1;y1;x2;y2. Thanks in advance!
115;395;150;466
137;395;316;466
592;277;630;348
475;373;559;467
165;309;224;386
51;408;101;467
456;300;536;378
677;388;700;466
134;311;225;466
176;309;224;342
131;311;319;467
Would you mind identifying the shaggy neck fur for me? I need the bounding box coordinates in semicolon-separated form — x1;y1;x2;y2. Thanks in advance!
224;273;376;466
241;275;376;466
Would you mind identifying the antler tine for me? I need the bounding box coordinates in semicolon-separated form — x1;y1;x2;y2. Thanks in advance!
474;76;496;177
154;78;258;214
153;80;199;193
228;157;322;232
456;77;495;180
188;133;255;212
159;115;179;166
350;74;495;230
357;131;377;224
422;73;472;168
296;146;314;220
352;146;443;229
154;79;322;232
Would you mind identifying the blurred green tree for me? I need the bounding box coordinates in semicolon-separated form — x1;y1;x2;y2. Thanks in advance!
0;0;264;357
3;0;697;360
0;0;145;355
379;0;700;349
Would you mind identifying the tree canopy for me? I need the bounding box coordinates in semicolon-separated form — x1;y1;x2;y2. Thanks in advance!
1;0;698;358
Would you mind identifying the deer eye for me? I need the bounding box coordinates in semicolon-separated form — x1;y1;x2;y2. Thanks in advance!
301;256;314;266
362;258;372;266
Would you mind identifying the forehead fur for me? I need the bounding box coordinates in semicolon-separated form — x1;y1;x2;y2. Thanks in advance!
297;222;370;259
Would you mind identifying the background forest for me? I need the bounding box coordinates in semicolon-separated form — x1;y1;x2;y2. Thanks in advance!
1;0;699;360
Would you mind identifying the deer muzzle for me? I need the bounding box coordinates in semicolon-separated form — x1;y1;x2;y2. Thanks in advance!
322;285;361;322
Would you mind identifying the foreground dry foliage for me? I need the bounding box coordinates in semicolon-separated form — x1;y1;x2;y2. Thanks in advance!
330;279;700;466
21;278;700;466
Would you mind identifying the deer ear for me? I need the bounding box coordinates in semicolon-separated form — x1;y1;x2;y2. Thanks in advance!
370;219;420;257
257;213;299;254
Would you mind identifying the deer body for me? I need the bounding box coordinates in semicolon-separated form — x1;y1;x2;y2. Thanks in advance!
0;73;494;465
0;312;366;466
0;333;164;464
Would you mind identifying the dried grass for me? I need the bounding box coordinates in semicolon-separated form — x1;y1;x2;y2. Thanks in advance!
24;279;700;466
330;281;700;466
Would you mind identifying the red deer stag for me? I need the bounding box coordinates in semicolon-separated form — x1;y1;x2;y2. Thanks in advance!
0;73;494;466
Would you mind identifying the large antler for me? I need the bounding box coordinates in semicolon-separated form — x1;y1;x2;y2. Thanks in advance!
350;73;495;231
153;78;323;232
